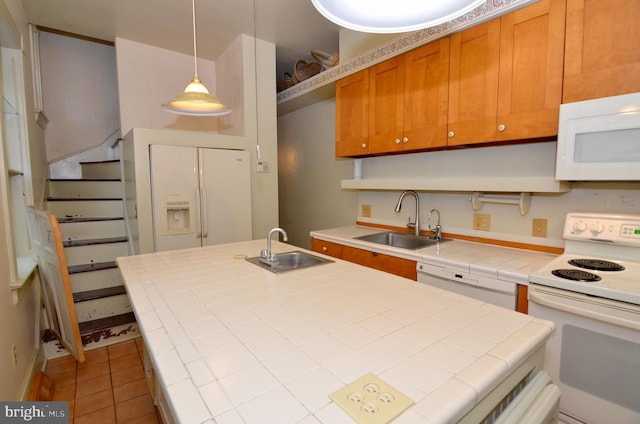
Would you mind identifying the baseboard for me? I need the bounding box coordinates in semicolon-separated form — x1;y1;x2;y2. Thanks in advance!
19;346;46;401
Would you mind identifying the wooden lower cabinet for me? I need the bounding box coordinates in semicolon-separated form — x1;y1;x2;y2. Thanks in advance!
311;238;343;259
517;285;529;314
342;245;417;281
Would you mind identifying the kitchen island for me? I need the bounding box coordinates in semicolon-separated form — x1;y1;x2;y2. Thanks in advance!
117;239;554;424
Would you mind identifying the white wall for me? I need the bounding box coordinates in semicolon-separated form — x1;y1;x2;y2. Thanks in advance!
0;0;48;401
115;38;220;135
119;34;280;246
39;32;120;162
354;142;640;247
277;103;640;249
277;99;357;248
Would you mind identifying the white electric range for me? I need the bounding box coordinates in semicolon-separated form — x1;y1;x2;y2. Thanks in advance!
528;212;640;424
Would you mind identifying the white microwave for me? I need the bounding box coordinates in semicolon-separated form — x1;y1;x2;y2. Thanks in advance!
556;92;640;180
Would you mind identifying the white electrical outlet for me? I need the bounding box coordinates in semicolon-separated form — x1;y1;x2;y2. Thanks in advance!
329;373;414;424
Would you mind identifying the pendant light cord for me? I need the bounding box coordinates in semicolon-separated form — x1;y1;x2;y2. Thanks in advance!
192;0;199;78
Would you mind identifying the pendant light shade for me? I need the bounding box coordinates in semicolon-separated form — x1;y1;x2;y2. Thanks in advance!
162;0;231;116
310;0;487;33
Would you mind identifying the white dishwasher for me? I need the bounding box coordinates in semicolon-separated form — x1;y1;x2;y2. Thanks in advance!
417;262;518;310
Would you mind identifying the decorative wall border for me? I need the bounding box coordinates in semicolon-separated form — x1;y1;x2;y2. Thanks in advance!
277;0;539;106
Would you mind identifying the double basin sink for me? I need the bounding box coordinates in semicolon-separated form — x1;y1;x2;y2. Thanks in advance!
246;231;448;273
355;231;448;250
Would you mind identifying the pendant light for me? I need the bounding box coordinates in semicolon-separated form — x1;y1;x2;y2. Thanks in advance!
162;0;231;116
311;0;487;33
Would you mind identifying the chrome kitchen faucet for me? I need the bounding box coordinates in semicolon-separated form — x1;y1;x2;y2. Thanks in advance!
260;227;288;264
394;190;420;236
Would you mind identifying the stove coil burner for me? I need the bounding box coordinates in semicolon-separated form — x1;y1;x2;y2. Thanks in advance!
552;269;602;282
568;259;625;272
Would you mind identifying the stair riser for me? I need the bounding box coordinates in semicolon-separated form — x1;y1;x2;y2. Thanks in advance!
81;162;121;179
70;268;123;293
47;200;124;219
64;242;129;267
49;180;122;199
75;294;132;323
59;220;126;241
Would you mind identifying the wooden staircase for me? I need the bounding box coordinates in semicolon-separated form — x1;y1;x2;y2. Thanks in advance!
46;159;137;347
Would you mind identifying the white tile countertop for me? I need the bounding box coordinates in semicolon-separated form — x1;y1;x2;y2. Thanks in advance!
117;239;554;424
311;226;559;285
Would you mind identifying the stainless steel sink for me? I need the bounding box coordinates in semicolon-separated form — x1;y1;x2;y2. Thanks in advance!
245;251;333;273
355;231;449;249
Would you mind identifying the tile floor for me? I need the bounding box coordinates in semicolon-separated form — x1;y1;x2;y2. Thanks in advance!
45;337;160;424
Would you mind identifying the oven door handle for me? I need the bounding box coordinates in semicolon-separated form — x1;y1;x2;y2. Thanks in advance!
529;290;640;331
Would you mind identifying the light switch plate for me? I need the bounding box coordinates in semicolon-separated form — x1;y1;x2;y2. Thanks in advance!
362;204;372;218
329;373;414;424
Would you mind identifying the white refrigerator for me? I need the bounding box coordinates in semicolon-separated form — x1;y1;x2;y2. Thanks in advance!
150;144;252;252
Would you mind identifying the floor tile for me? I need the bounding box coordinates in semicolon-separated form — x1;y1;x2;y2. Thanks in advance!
75;388;114;417
52;384;75;402
112;363;145;387
45;356;77;375
113;378;149;404
124;412;159;424
115;393;156;424
78;347;109;368
110;352;142;373
76;373;112;398
48;369;77;388
76;360;110;382
109;340;139;360
75;405;116;424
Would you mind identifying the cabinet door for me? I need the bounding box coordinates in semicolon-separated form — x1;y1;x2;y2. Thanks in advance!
448;20;501;146
343;246;417;280
368;57;406;154
311;238;343;259
496;0;565;141
403;39;450;150
563;0;640;103
336;69;370;157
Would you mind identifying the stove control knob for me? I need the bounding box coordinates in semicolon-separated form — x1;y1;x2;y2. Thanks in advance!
572;221;587;233
590;222;605;235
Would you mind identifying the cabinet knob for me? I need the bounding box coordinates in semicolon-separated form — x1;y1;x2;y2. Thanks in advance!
403;137;408;143
498;124;506;132
361;143;367;149
394;138;400;144
448;131;455;138
322;246;328;252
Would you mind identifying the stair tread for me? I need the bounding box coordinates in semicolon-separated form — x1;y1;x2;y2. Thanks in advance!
49;178;121;182
64;236;128;248
68;261;117;274
79;159;120;165
59;216;124;223
47;197;122;201
73;286;127;302
78;312;136;334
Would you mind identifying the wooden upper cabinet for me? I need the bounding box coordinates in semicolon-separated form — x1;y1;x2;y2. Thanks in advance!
403;39;450;150
497;0;566;141
448;0;565;145
563;0;640;103
336;69;369;157
448;20;501;146
368;57;406;154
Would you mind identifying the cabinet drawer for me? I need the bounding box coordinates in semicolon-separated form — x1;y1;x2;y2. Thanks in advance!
311;238;343;259
343;246;417;280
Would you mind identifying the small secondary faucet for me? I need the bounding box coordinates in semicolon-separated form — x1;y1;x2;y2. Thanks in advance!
394;190;420;236
261;227;288;264
428;209;442;240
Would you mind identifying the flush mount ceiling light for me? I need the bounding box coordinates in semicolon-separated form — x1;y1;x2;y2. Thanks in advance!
162;0;231;116
311;0;487;33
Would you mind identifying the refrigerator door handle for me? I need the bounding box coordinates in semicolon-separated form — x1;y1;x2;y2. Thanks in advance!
201;187;208;239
